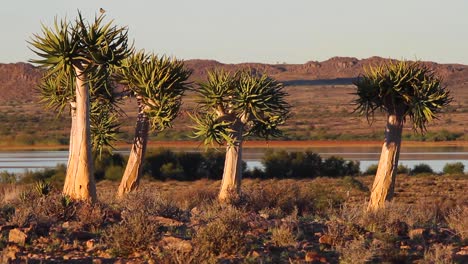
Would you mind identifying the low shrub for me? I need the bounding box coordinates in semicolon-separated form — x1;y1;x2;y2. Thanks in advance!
410;163;434;175
269;226;296;247
104;210;160;257
322;156;360;177
193;205;248;258
443;162;465;175
364;164;378;175
0;171;16;183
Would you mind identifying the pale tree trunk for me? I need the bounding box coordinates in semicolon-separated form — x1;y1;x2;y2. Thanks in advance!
63;65;97;202
64;101;77;184
218;122;244;202
367;113;403;211
117;96;149;197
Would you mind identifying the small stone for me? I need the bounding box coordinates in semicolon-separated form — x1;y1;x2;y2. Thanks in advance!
250;250;261;258
260;213;270;219
2;244;21;262
86;239;96;251
305;251;318;262
319;256;328;263
160;236;192;252
409;228;428;239
8;228;29;245
318;234;334;246
149;216;184;227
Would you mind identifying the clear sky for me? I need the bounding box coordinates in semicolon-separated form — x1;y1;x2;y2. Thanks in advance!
1;0;467;64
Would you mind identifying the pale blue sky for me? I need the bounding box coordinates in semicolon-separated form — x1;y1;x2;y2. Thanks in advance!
1;0;467;64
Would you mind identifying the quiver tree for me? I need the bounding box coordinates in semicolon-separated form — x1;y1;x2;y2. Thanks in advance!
354;60;451;211
116;51;191;197
191;69;290;202
30;13;131;201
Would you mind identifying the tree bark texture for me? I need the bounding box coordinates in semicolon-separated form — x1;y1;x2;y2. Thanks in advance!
367;113;403;211
63;66;97;202
218;122;244;202
117;96;149;197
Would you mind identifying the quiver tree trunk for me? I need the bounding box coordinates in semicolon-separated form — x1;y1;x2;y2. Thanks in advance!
63;66;97;202
367;113;403;211
218;122;244;202
118;96;149;197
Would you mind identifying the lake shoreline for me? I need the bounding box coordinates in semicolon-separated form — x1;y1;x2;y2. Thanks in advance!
1;140;468;151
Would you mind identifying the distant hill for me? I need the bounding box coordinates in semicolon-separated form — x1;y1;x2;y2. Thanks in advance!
1;56;468;103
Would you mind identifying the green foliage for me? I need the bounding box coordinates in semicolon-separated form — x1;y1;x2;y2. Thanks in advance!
94;153;125;181
34;181;52;196
443;162;465;175
262;150;359;178
19;165;66;184
263;150;322;178
117;51;191;131
322;156;360;177
191;68;290;146
364;164;378;175
30;11;132;154
354;60;451;132
410;163;434;175
0;171;16;183
143;149;240;181
364;164;408;175
104;165;124;181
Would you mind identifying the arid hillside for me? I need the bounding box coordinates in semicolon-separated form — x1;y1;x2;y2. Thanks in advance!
0;57;467;145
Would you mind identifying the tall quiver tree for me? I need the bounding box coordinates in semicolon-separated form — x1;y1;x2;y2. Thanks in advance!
116;51;191;197
354;60;451;211
30;13;131;201
192;69;290;202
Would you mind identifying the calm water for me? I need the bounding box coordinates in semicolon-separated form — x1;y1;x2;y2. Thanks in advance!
0;146;467;174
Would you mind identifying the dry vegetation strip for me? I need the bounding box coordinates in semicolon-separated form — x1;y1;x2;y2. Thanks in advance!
1;175;467;263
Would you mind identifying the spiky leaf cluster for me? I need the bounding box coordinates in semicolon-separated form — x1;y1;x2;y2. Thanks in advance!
117;51;192;131
30;12;131;154
191;69;290;145
354;60;452;132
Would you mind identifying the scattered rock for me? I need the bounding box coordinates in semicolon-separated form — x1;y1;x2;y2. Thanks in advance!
409;228;428;239
86;239;96;251
160;236;192;253
8;228;29;245
260;213;270;219
1;244;21;262
149;216;184;227
318;234;334;246
250;250;262;258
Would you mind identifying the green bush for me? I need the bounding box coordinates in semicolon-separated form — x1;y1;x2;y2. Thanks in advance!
104;165;124;181
263;149;322;178
364;164;378;175
0;171;16;183
410;163;434;175
94;153;125;181
322;156;360;177
397;164;409;174
443;162;465;175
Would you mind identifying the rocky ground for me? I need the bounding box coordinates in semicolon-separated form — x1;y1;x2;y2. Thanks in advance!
0;176;467;263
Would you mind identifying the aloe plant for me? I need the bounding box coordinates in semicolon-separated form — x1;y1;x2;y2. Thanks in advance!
29;12;131;202
191;69;290;201
354;60;451;211
116;51;191;197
